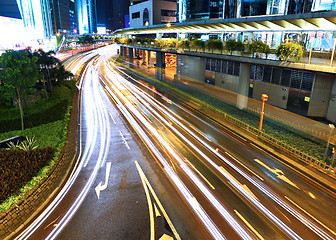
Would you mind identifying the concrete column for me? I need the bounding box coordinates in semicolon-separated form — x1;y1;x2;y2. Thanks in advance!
155;51;165;80
142;50;146;65
327;76;336;123
128;47;134;68
121;46;126;59
147;50;151;68
236;63;251;109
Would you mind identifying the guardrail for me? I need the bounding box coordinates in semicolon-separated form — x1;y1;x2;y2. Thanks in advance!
123;42;336;68
210;105;336;177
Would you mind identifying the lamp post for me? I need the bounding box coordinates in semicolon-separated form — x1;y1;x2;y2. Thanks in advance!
259;94;268;131
323;124;335;162
329;148;335;170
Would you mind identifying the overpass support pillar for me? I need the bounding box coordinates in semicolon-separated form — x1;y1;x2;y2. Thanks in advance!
142;50;146;65
147;50;151;68
128;47;134;68
155;51;165;80
121;46;126;59
236;63;251;109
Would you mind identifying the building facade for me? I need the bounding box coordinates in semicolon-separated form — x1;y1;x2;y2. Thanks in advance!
16;0;53;39
129;0;177;28
77;0;97;34
178;0;336;21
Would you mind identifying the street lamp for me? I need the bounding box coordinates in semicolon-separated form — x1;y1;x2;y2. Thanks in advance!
329;147;335;170
259;94;268;131
323;124;335;162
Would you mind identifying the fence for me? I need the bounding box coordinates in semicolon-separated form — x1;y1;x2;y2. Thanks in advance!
207;103;336;177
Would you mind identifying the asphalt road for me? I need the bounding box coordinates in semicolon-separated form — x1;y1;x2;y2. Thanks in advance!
12;45;336;240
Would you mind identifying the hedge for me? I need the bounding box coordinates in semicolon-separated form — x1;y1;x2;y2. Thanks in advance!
0;147;54;203
0;81;76;133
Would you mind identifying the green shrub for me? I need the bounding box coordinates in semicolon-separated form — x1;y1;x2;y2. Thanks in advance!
177;39;190;50
0;147;54;203
206;39;223;53
225;40;244;55
190;39;205;52
155;39;168;48
275;42;304;62
0;82;75;133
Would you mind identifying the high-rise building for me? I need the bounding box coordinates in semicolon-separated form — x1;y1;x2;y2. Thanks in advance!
129;0;177;28
96;0;129;32
77;0;97;34
49;0;78;34
112;0;130;30
177;0;336;21
16;0;53;39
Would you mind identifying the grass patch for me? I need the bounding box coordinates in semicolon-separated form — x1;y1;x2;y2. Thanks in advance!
0;81;75;213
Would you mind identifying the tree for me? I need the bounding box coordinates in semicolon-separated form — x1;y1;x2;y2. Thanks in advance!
177;39;190;50
78;34;94;45
0;50;40;130
206;39;223;53
190;39;205;52
32;50;60;99
275;42;304;62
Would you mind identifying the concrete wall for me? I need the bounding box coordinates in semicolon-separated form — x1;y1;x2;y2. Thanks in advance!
214;72;239;93
129;0;153;28
253;81;289;109
326;77;336;123
308;73;334;117
177;55;206;82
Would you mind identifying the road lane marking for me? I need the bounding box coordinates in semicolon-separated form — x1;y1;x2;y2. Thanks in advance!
254;159;299;189
154;203;161;217
234;210;264;240
225;152;264;181
285;196;336;236
308;192;316;199
189;124;212;142
184;158;215;190
108;112;116;124
95;162;112;199
159;234;174;240
220;166;259;201
250;143;267;154
119;130;130;149
135;161;181;240
44;216;60;229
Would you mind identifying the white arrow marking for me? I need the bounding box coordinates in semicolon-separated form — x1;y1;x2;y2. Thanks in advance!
95;162;112;199
220;166;259;201
254;159;299;189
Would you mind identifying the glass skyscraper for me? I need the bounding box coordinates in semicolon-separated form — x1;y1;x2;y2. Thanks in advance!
16;0;53;39
178;0;336;21
77;0;97;34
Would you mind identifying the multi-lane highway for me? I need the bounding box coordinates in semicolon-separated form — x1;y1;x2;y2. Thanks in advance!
12;45;336;240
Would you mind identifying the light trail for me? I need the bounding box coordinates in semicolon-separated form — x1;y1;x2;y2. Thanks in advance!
15;54;111;240
102;65;253;240
106;59;335;239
